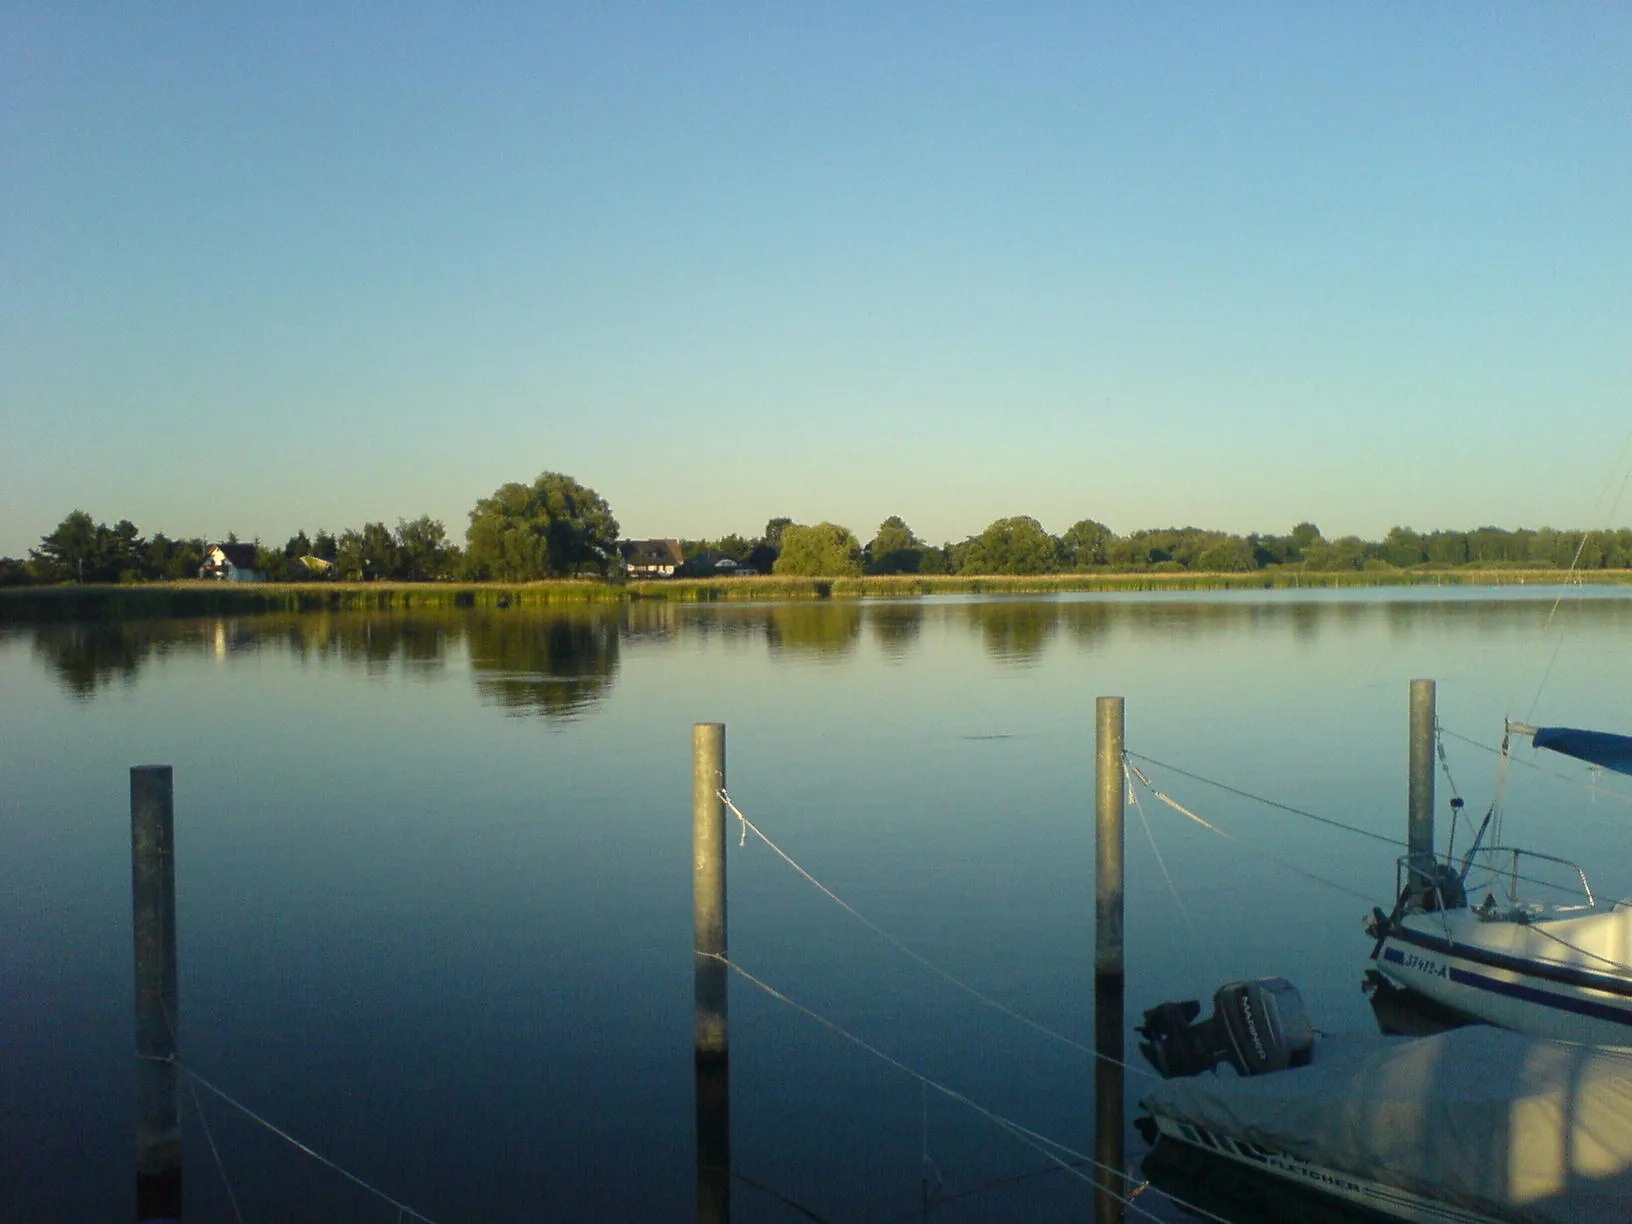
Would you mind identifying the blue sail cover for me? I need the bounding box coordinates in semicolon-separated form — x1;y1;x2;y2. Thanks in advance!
1532;726;1632;777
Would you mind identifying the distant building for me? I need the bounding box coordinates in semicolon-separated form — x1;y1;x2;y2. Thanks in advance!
679;549;748;577
199;543;265;582
620;539;685;578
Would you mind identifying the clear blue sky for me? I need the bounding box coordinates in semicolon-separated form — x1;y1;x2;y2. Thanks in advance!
4;3;1629;557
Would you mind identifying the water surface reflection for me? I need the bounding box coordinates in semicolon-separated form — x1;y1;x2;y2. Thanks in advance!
18;589;1632;719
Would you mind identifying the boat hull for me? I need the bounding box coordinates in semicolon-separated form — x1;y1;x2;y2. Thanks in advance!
1146;1112;1504;1224
1373;908;1632;1045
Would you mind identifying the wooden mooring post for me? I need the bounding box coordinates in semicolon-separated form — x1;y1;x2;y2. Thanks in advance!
131;765;181;1222
1094;698;1126;1224
1408;680;1436;890
692;723;730;1224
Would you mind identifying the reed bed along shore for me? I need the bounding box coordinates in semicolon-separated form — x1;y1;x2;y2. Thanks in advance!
4;568;1630;623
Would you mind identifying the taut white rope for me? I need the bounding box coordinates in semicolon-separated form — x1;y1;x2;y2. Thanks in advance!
1126;763;1222;985
718;788;1157;1079
1124;764;1375;903
181;1065;443;1224
705;951;1233;1224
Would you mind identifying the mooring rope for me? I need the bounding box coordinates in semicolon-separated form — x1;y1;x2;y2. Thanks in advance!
1123;752;1407;848
180;1065;443;1224
704;951;1233;1224
154;995;246;1224
1125;764;1222;985
718;788;1154;1077
183;1063;246;1224
1123;763;1376;903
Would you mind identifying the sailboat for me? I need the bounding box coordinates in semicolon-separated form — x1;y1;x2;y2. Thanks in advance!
1365;724;1632;1044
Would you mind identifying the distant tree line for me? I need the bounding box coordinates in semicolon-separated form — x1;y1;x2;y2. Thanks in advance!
8;475;1632;587
696;516;1632;578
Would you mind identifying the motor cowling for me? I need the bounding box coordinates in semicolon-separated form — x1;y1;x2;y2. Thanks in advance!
1137;977;1314;1079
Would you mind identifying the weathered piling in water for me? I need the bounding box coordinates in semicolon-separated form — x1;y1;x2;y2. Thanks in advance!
1094;697;1126;1223
692;723;730;1223
1408;679;1436;890
131;765;181;1221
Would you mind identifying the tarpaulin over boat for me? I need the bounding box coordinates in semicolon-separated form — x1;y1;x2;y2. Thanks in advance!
1531;726;1632;777
1141;1028;1632;1223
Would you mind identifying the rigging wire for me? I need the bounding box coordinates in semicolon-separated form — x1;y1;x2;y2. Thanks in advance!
1515;424;1632;723
1440;725;1632;808
1124;763;1377;904
706;951;1233;1224
180;1066;442;1223
1125;764;1223;985
158;995;245;1224
718;788;1151;1077
1123;752;1405;848
182;1064;246;1224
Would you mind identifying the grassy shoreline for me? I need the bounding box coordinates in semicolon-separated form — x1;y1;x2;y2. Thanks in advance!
3;568;1631;622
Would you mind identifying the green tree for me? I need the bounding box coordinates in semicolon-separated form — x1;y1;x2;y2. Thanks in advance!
395;516;453;580
360;522;397;579
107;519;146;581
1290;522;1324;553
711;534;753;562
1195;538;1255;572
256;544;296;582
465;472;620;581
866;516;923;574
773;522;863;576
762;517;794;550
142;535;205;580
1060;519;1114;569
333;524;399;580
33;510;99;582
959;516;1060;575
1423;531;1469;567
1382;527;1425;568
335;529;367;580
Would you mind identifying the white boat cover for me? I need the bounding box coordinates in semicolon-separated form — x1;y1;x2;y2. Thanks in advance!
1141;1028;1632;1223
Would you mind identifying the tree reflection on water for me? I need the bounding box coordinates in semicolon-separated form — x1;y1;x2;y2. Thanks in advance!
466;612;620;721
24;592;1632;716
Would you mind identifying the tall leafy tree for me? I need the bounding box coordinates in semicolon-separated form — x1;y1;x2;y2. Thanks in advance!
743;516;795;572
773;522;863;576
1382;527;1425;568
395;516;454;580
465;472;620;580
710;534;754;562
1291;522;1324;552
34;510;99;582
335;529;367;580
1060;519;1113;569
762;517;794;550
866;515;923;574
1195;538;1255;572
107;520;146;580
959;516;1060;575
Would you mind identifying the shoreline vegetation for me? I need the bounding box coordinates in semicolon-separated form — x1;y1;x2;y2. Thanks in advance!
4;569;1631;622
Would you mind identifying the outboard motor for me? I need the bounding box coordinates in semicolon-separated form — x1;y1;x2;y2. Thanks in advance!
1137;977;1314;1079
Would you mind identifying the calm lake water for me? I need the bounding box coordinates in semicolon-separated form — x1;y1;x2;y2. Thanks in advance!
5;589;1632;1222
